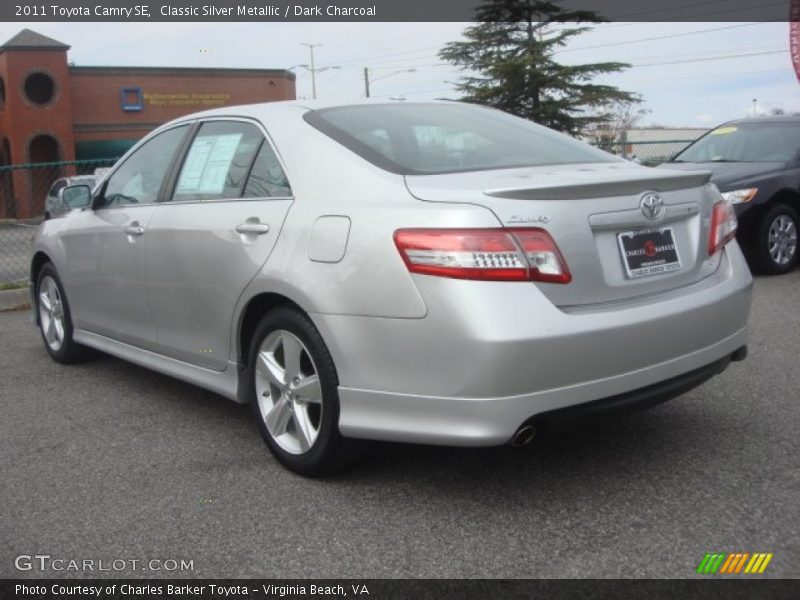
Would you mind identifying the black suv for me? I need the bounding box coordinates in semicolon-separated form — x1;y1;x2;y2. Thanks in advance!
661;116;800;274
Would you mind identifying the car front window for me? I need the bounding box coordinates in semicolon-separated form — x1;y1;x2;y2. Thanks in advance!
98;125;189;208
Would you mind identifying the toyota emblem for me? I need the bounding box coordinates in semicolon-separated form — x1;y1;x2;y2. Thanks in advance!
640;193;665;220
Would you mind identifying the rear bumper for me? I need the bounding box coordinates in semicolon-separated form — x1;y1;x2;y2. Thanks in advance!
535;346;745;427
334;329;747;446
314;244;752;446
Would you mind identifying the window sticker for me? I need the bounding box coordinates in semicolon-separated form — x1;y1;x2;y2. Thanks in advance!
710;126;737;136
176;133;243;195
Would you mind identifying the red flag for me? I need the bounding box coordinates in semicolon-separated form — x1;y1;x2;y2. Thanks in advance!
793;0;800;83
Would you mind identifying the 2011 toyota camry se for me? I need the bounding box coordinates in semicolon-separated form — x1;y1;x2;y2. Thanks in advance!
30;100;753;476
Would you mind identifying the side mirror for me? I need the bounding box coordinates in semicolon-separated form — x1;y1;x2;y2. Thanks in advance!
59;184;92;209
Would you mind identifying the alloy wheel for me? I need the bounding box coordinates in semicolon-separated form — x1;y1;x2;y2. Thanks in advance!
768;214;798;266
255;330;323;455
38;275;65;352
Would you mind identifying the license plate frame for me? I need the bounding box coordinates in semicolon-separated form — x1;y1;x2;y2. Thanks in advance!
617;227;682;279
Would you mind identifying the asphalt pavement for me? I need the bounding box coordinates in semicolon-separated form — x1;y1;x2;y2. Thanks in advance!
1;270;798;579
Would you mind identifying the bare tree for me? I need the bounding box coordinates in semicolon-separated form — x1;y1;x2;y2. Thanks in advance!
588;99;649;153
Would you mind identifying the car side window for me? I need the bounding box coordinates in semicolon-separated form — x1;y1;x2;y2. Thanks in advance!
243;140;292;198
172;121;264;202
98;125;189;209
49;179;67;198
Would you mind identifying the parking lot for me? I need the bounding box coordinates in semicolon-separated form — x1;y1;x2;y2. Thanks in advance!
1;270;798;579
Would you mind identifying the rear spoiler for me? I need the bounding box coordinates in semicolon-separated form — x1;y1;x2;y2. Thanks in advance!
483;170;712;201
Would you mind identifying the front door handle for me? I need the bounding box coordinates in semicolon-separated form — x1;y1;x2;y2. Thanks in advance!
235;222;270;235
124;224;145;237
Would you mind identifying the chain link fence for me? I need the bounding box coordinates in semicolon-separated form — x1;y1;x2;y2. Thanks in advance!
593;139;696;166
0;158;118;287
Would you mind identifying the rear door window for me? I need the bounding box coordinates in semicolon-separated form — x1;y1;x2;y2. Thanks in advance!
172;121;263;202
243;141;292;198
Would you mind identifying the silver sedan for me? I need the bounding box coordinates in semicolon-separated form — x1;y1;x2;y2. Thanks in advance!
30;101;752;475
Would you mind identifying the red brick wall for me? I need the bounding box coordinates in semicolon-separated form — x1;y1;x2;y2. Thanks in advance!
0;48;75;217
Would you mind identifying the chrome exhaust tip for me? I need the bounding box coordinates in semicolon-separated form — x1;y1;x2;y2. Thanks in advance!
510;425;537;447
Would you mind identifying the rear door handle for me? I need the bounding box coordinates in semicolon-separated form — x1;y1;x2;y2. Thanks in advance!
124;225;145;237
235;222;270;235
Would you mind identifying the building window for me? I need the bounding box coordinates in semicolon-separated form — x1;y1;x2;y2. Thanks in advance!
28;134;61;163
0;76;5;110
24;72;56;106
120;87;143;111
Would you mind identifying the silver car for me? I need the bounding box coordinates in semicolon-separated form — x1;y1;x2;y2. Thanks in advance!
30;101;752;476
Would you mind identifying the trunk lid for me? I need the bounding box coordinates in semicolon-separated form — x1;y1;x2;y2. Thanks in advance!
404;162;720;307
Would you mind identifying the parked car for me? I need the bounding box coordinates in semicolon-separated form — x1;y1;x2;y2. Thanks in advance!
661;116;800;274
30;101;752;476
44;175;96;219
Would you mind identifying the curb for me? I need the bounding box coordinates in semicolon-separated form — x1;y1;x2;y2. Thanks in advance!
0;285;30;312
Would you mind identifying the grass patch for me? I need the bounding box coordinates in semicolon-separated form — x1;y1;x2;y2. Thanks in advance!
0;281;28;291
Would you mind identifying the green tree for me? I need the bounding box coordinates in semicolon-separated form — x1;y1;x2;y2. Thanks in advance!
440;0;639;135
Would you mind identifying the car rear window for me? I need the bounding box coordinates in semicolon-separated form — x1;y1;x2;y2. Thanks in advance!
304;103;618;175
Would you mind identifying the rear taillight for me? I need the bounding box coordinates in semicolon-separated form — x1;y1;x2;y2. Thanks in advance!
393;228;571;284
708;200;737;256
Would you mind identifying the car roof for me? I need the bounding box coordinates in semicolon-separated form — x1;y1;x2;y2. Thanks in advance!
166;98;460;125
721;115;800;125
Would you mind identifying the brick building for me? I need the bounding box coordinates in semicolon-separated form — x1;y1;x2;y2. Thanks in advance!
0;29;296;218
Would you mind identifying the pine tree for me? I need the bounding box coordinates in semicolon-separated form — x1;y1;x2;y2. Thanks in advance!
440;0;639;136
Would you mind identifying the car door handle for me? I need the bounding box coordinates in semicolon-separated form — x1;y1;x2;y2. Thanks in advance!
235;222;270;235
124;225;145;237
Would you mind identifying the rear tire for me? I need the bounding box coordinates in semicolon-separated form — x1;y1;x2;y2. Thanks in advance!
35;263;91;363
244;306;366;476
752;203;799;275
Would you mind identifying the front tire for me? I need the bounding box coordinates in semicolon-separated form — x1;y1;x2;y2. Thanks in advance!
35;263;91;363
752;203;799;275
245;306;365;476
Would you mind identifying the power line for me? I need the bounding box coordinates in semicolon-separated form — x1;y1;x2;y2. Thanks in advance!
555;22;766;54
317;22;774;74
617;67;792;85
630;49;787;67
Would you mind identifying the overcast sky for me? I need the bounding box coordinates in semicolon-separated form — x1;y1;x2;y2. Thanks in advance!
2;21;795;127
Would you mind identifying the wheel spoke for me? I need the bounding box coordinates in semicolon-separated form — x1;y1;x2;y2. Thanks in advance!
292;406;315;452
44;319;56;343
264;396;293;437
257;351;286;389
39;291;51;312
53;318;64;342
294;374;322;403
281;333;303;381
47;279;57;303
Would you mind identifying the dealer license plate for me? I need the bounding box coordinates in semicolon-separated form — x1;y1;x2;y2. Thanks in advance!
617;228;681;279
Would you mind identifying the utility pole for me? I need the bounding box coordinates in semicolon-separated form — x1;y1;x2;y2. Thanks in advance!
363;68;416;98
301;42;320;99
